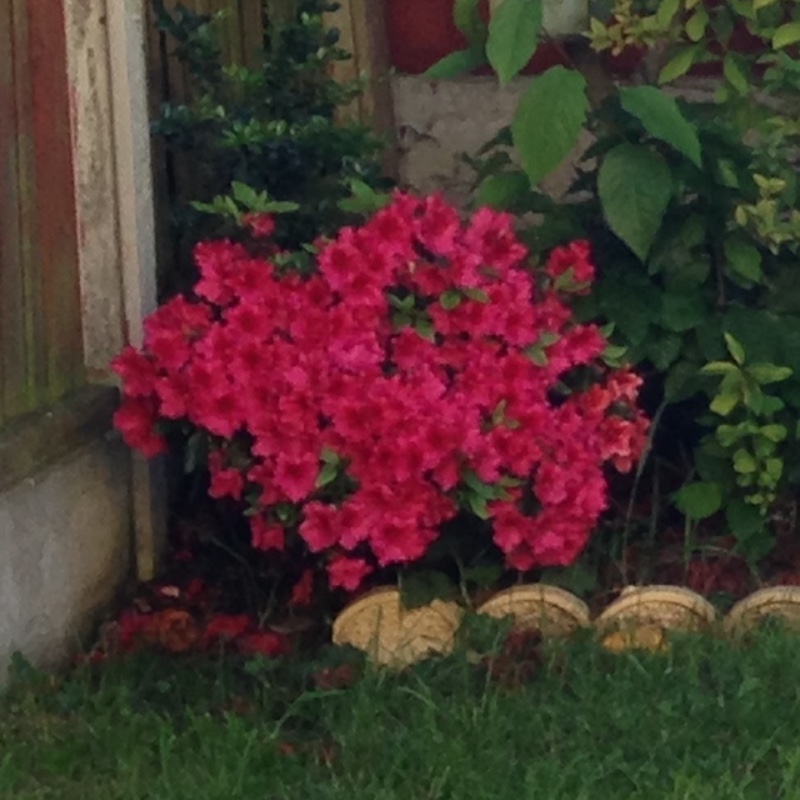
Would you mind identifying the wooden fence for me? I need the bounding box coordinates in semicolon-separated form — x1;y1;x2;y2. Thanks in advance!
0;0;84;428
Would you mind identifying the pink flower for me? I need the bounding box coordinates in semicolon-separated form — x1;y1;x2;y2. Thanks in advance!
327;556;373;592
250;516;285;552
242;212;276;239
299;502;341;553
113;397;166;458
207;452;245;501
545;240;595;290
111;347;158;397
273;452;319;503
291;570;315;607
112;192;649;582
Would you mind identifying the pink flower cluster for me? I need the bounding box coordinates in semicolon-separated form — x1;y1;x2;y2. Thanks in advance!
113;193;648;591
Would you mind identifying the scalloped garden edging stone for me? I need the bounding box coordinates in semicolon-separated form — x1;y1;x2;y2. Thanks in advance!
331;587;463;667
332;583;800;665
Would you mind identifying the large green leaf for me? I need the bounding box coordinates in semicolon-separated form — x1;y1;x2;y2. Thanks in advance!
659;46;699;84
487;0;543;85
598;143;673;261
454;0;485;44
773;21;800;50
619;86;702;167
476;171;531;209
512;66;588;186
674;481;723;520
424;47;486;79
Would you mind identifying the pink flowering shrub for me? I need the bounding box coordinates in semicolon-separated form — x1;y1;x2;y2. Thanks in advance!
113;193;648;592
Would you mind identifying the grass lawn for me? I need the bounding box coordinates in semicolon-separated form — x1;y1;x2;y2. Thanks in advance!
3;625;800;800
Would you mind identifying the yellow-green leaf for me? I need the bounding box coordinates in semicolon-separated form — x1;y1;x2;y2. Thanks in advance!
685;8;709;41
773;22;800;50
659;47;698;84
723;55;749;95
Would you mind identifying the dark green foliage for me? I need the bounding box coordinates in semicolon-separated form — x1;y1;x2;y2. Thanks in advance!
150;0;386;290
436;0;800;561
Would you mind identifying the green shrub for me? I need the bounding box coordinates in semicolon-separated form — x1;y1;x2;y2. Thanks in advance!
432;0;800;561
151;0;387;290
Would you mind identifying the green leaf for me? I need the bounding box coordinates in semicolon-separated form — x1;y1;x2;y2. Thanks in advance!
674;481;723;519
476;171;531;210
525;343;548;366
462;469;497;499
598;144;673;261
659;47;698;84
454;0;485;43
764;457;783;479
425;47;486;79
711;390;740;416
315;462;338;488
661;291;706;333
463;287;490;303
733;449;758;474
646;332;683;370
487;0;543;85
338;180;391;214
656;0;680;26
724;238;762;283
440;290;462;310
263;200;300;214
665;360;701;401
723;54;749;94
389;293;415;311
773;22;800;50
701;361;739;376
619;86;702;167
231;181;260;207
415;318;436;342
602;344;628;367
716;423;745;448
760;424;787;443
462;564;503;589
726;498;766;539
761;395;785;415
320;448;339;465
685;7;709;41
400;571;459;609
512;67;589;186
468;493;491;519
724;333;746;366
747;363;793;384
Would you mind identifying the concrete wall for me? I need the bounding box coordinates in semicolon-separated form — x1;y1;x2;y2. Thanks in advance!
393;75;587;205
0;439;132;671
392;74;715;204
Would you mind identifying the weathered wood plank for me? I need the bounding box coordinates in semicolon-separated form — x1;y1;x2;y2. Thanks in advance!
0;0;25;425
326;0;398;174
0;0;84;428
11;0;42;421
28;0;84;404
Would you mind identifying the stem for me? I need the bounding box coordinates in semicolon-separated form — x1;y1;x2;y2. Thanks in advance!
620;400;667;581
710;231;727;308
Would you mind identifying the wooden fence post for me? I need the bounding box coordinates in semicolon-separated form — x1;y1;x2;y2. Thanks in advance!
325;0;399;176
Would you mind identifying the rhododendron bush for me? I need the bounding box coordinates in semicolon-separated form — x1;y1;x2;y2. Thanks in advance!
113;193;648;593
